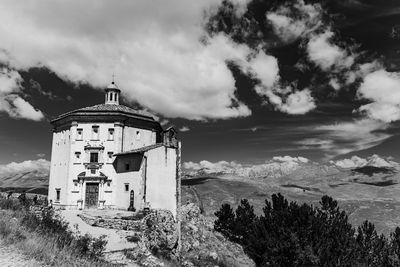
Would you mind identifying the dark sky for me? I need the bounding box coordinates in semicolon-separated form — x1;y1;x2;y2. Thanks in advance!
0;0;400;165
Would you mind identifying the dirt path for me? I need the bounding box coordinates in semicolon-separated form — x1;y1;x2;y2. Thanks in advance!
60;210;137;252
59;210;140;266
0;240;44;267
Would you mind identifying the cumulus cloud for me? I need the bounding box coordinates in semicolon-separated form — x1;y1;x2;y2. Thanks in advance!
0;159;50;178
279;89;316;115
357;70;400;122
307;30;355;71
245;50;280;89
183;160;242;174
0;0;270;121
331;154;397;169
0;68;44;121
266;0;322;43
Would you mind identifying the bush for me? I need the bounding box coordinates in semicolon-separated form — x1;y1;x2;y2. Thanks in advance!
214;194;400;267
0;198;23;211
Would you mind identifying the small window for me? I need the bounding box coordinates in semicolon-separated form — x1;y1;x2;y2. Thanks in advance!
92;126;99;140
110;93;113;101
108;128;114;140
125;163;130;171
124;184;129;192
76;128;83;140
56;189;60;201
91;169;96;175
90;152;99;163
136;130;140;140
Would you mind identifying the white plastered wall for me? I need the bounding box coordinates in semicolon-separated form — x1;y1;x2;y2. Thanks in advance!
144;146;178;216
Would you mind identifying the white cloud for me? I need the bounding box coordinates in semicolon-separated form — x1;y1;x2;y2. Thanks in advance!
179;126;190;132
0;0;267;121
310;119;391;159
331;156;367;169
331;154;397;169
307;30;354;71
357;69;400;123
183;160;242;174
0;159;50;178
279;89;316;115
245;50;280;89
272;155;309;163
266;0;322;43
358;102;400;123
358;70;400;104
227;0;251;16
7;96;45;121
0;68;44;121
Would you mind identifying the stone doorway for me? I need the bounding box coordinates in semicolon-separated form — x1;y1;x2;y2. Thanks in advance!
85;183;99;208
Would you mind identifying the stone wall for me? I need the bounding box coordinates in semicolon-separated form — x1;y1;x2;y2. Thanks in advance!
77;213;143;231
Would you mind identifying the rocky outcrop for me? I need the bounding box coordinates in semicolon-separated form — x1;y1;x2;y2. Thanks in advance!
180;203;255;267
122;209;179;266
140;210;178;257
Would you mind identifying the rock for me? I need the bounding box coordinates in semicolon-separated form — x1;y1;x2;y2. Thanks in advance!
140;209;178;260
209;251;218;260
180;203;255;267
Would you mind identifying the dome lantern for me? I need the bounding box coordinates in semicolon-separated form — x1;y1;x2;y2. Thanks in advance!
105;81;121;105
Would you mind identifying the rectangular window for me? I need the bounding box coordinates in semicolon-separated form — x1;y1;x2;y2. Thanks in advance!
56;189;60;201
107;152;113;163
73;182;79;191
136;130;140;140
92;126;99;140
125;163;130;171
108;128;114;140
76;128;83;140
75;152;81;163
124;184;129;192
90;152;98;163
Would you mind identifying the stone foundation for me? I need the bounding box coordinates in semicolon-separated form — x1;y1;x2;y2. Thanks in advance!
77;213;144;231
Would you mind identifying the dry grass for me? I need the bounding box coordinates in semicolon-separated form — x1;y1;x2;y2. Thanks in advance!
0;200;118;266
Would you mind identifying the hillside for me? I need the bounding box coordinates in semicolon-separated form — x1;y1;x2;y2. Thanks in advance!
182;160;400;235
0;170;49;195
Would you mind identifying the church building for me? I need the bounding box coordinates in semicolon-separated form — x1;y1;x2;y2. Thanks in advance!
47;82;181;216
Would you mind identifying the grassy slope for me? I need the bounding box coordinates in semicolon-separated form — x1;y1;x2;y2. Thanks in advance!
182;165;400;235
0;200;114;267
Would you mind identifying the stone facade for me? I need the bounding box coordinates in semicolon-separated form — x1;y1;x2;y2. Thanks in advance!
47;82;181;217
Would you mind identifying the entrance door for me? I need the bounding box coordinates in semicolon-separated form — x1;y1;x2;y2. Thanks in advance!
85;183;99;208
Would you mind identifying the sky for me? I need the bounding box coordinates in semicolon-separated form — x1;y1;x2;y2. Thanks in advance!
0;0;400;170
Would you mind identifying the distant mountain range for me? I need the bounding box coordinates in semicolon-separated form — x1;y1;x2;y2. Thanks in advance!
0;159;49;194
183;154;399;179
182;154;400;235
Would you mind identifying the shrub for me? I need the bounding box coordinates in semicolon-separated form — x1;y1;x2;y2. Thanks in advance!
215;194;400;267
